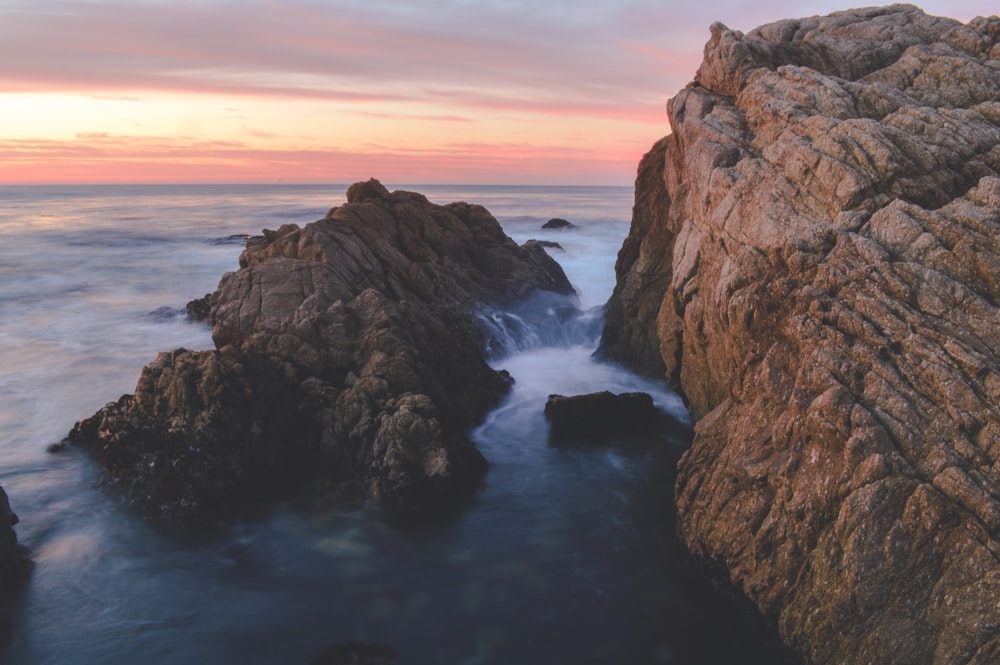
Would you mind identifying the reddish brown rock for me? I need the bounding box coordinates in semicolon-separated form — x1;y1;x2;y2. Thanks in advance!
603;6;1000;665
70;180;573;532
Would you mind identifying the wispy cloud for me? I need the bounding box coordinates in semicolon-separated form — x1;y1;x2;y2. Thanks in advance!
0;0;693;119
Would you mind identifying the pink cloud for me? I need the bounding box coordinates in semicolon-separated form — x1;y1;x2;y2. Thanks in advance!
0;1;695;119
0;133;646;185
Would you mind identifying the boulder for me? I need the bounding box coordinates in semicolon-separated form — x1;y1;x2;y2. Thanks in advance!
545;391;691;446
542;217;575;229
69;180;574;533
602;6;1000;665
545;391;654;434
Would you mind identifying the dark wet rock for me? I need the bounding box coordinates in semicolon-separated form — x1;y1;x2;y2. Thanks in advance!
0;487;30;597
523;239;564;252
308;641;399;665
545;391;656;430
602;6;1000;665
544;391;689;446
210;234;251;246
542;217;575;229
185;293;212;322
0;484;32;643
146;306;184;322
69;179;574;533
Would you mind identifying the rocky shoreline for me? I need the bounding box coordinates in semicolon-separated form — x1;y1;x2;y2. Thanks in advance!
0;5;995;663
601;5;1000;664
67;178;575;533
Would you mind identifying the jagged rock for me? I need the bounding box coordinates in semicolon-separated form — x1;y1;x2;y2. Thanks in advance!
602;6;1000;665
542;217;575;229
69;179;574;532
185;293;212;322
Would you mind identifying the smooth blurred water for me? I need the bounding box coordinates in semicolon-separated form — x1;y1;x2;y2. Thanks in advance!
0;184;779;664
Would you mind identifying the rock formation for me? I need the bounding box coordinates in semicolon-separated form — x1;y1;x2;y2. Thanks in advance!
544;391;674;445
69;179;574;532
542;218;575;229
602;5;1000;664
0;485;31;642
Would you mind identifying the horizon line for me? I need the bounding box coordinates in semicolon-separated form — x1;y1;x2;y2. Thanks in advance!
0;181;636;188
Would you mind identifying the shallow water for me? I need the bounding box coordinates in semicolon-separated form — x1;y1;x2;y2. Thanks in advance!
0;184;779;664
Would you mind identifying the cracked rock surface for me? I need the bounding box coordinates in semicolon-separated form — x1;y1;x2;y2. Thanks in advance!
601;6;1000;664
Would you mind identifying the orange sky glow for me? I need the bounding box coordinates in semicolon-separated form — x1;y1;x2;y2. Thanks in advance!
0;0;988;185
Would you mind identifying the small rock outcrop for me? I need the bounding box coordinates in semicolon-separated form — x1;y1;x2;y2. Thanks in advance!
69;179;574;532
602;6;1000;665
544;391;658;440
542;218;575;230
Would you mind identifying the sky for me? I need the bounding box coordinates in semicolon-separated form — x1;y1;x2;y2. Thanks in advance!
0;1;990;185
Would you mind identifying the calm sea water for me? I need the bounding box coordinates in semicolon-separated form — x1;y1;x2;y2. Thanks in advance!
0;184;779;664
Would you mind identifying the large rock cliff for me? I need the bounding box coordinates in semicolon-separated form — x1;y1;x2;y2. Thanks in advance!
602;5;1000;664
70;179;573;532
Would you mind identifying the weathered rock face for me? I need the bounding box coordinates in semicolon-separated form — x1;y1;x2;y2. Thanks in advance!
70;179;574;532
602;6;1000;665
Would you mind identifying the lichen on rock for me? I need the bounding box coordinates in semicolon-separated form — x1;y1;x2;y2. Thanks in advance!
69;179;574;533
602;6;1000;665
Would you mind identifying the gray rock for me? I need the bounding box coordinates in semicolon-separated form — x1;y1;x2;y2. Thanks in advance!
69;180;574;532
602;6;1000;665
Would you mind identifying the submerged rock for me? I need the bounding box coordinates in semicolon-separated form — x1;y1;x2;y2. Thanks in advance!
69;179;574;532
602;6;1000;665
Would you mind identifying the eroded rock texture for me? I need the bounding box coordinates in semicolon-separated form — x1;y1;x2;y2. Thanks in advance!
602;6;1000;664
70;179;573;532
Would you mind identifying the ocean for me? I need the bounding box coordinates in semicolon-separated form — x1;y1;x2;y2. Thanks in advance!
0;184;778;664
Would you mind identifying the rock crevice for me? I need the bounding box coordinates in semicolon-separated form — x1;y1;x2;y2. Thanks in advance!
602;6;1000;664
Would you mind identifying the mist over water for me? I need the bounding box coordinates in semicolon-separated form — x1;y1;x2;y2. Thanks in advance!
0;184;776;664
